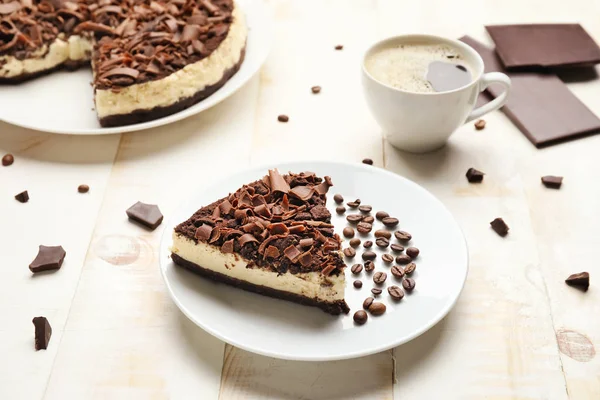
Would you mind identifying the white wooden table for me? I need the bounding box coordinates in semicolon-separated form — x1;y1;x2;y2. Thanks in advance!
2;0;600;398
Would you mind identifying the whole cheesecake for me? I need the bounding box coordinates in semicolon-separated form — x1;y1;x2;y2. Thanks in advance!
0;0;247;127
171;170;350;315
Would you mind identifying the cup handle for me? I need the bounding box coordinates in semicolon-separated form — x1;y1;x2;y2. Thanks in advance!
465;72;511;123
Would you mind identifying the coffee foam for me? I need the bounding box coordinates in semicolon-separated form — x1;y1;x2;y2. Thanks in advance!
365;43;470;93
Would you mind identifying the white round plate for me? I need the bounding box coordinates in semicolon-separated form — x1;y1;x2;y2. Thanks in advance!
0;0;271;135
160;161;468;361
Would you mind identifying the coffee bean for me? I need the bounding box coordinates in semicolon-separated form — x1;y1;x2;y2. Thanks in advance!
343;247;356;258
376;211;389;221
369;302;386;315
474;119;486;130
466;168;485;183
353;310;368;325
363;240;373;248
382;217;399;227
362;216;375;224
346;214;363;224
311;86;321;94
357;222;372;234
364;261;375;272
362;251;376;261
395;230;412;241
388;285;404;300
565;272;590;291
382;254;394;263
362;158;373;165
336;206;346;214
358;205;372;213
15;190;29;203
349;238;361;248
371;288;382;296
335;44;344;50
404;262;416;275
541;175;563;189
343;227;355;238
347;199;361;208
353;280;363;288
396;254;411;264
390;243;404;252
391;265;404;278
373;271;387;284
363;297;374;309
351;264;363;274
374;230;391;239
2;154;14;166
490;217;509;237
402;278;416;291
376;237;389;248
78;184;89;193
333;194;344;203
406;247;420;258
278;114;289;122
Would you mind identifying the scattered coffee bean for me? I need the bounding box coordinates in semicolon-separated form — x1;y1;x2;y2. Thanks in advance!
382;254;394;263
406;247;420;258
364;260;375;272
376;237;389;248
402;278;416;291
353;280;363;288
349;238;361;248
374;230;391;239
357;222;372;234
2;153;14;166
362;250;376;261
541;175;563;189
78;184;89;193
29;245;66;273
363;240;373;248
373;271;387;284
382;217;399;227
311;86;321;94
343;247;356;258
371;288;382;296
391;266;405;279
490;217;509;237
390;243;404;252
474;119;486;130
565;272;589;291
396;254;411;264
353;310;368;325
362;216;375;224
363;297;374;309
466;168;485;183
347;199;361;208
336;206;346;214
358;205;372;213
376;211;389;221
404;262;416;275
277;114;289;122
395;230;412;241
15;190;29;203
343;227;355;238
333;194;344;203
351;264;363;274
362;158;373;165
126;201;163;230
32;316;52;350
388;285;404;300
369;302;386;315
335;44;343;50
346;214;363;224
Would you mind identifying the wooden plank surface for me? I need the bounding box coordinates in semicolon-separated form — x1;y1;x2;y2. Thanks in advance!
1;0;600;398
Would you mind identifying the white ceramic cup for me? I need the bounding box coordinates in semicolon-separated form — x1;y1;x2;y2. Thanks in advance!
362;34;511;153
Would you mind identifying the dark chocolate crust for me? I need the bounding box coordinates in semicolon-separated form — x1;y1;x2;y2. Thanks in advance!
171;252;350;315
0;59;88;85
98;45;245;127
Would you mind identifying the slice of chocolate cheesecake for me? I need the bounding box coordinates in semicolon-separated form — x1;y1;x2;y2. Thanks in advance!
171;170;349;315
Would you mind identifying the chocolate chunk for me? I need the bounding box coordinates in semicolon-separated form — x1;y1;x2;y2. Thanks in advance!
334;44;343;50
364;260;375;272
363;240;373;248
126;201;163;230
382;217;399;227
195;225;212;241
357;222;372;234
404;262;416;275
2;154;14;166
333;194;344;203
362;158;373;165
351;264;363;274
346;214;363;224
32;317;52;350
390;244;404;252
363;297;374;309
395;231;412;241
371;288;382;296
391;266;404;279
373;271;387;284
29;245;66;273
353;280;363;289
277;114;289;122
349;238;361;247
474;119;486;130
466;168;485;183
541;176;563;189
284;245;302;261
336;206;346;214
358;205;372;213
490;217;509;237
375;211;389;221
388;286;404;300
15;190;29;203
343;247;356;258
77;184;90;193
353;310;368;324
396;254;411;264
311;86;321;94
376;237;389;248
362;251;376;261
565;272;589;291
362;216;375;224
374;230;391;239
406;247;420;258
343;227;355;238
402;278;416;291
382;253;394;263
369;302;386;315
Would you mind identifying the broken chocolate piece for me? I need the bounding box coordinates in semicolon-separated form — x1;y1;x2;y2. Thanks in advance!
29;245;66;273
32;316;52;350
541;176;563;189
490;217;509;237
466;168;484;183
565;272;589;291
126;201;163;230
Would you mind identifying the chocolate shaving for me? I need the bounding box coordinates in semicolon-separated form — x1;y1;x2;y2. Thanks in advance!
73;21;115;35
321;264;336;276
299;238;313;248
253;204;271;218
100;67;140;79
314;182;330;196
0;2;21;14
208;227;221;243
268;169;290;194
199;0;220;15
299;252;312;267
289;186;314;201
283;245;301;262
195;224;212;241
219;200;233;215
221;239;234;253
288;225;306;234
181;24;201;42
265;245;280;259
257;234;286;255
268;223;289;235
238;233;258;247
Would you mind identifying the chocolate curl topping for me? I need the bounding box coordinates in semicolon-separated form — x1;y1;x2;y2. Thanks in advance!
283;245;302;262
289;186;314;201
288;224;306;234
253;204;271;219
265;245;280;259
221;239;234;253
0;2;21;14
199;0;220;15
257;234;286;255
181;24;202;42
73;21;115;35
100;67;140;79
268;169;290;194
299;238;314;248
321;265;336;276
208;227;221;243
219;200;233;216
267;223;289;235
314;182;330;196
238;233;258;247
195;224;212;241
299;252;313;267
